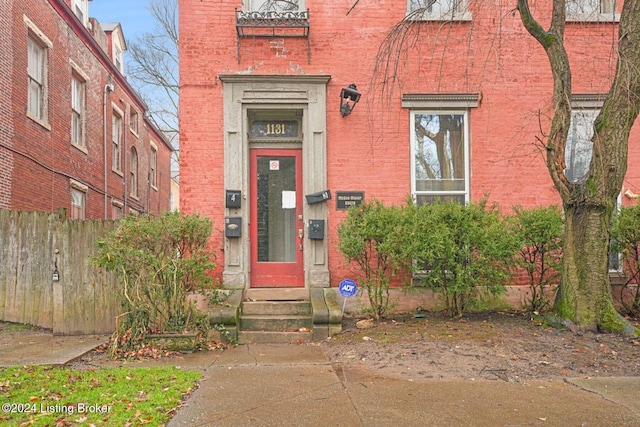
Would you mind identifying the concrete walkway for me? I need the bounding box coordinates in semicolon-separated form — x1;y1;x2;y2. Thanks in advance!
0;333;639;426
106;344;640;427
0;330;110;367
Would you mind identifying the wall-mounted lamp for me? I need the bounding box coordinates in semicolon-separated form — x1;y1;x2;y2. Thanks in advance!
340;84;361;117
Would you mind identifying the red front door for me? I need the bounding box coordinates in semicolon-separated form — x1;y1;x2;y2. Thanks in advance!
250;149;304;287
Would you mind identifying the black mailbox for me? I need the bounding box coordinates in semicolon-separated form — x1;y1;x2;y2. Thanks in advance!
306;190;331;205
226;190;242;209
308;219;325;240
225;217;242;238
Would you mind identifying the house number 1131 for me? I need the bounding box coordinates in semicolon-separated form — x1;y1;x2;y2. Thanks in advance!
266;123;286;135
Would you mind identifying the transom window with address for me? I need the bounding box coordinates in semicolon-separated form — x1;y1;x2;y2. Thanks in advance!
248;110;302;142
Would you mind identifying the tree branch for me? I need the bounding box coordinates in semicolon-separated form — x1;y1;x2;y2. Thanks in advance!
517;0;573;200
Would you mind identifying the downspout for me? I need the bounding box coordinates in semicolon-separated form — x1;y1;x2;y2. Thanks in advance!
120;99;127;213
103;82;114;219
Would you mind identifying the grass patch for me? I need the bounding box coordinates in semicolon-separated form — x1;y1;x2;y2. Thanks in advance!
0;365;201;426
0;322;39;333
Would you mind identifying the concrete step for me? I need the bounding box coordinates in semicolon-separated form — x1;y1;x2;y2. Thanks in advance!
245;288;309;301
242;300;312;316
238;330;313;344
240;315;313;332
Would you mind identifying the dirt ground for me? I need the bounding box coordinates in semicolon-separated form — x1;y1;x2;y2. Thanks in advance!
59;310;640;383
320;311;640;382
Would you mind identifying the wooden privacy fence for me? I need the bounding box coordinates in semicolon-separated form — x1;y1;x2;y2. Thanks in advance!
0;210;120;335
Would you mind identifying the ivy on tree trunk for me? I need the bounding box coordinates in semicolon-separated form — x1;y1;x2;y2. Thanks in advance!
517;0;640;334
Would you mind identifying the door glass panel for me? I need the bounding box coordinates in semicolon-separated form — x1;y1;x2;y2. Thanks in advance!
257;156;297;262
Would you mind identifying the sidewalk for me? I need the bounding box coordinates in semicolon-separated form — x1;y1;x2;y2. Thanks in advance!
0;332;639;426
0;330;110;367
107;344;640;427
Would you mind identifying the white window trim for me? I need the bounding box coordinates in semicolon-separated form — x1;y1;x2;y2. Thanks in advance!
71;75;86;151
410;110;471;204
610;193;623;273
566;12;620;22
70;60;90;153
72;0;89;27
150;141;158;191
405;94;478;205
24;16;52;129
113;45;124;74
565;94;605;184
130;146;139;199
566;0;620;22
23;16;53;47
567;94;621;273
129;108;139;137
111;103;124;174
70;179;88;220
69;59;90;82
111;198;124;219
406;0;472;22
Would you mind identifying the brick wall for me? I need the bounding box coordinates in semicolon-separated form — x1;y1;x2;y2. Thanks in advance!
0;0;172;219
0;0;14;209
179;0;640;285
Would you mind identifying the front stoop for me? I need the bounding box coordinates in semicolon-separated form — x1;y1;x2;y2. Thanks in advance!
233;288;343;344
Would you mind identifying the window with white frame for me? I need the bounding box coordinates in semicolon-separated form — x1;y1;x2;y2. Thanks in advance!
111;200;123;220
150;144;158;189
129;108;139;134
564;94;620;272
114;46;123;74
564;109;599;184
609;193;622;272
566;0;619;22
405;94;478;205
247;0;303;12
130;147;138;198
407;0;472;21
72;0;89;26
112;111;122;171
411;112;469;204
71;74;85;148
70;187;86;220
24;17;52;126
27;36;47;121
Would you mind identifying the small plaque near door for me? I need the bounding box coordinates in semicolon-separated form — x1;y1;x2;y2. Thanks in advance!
336;191;365;210
269;160;280;170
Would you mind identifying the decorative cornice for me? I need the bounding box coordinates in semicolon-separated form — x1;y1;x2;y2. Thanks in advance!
571;94;608;102
402;93;480;108
219;74;331;84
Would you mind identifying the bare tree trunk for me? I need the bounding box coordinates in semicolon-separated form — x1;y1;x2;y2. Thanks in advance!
518;0;640;333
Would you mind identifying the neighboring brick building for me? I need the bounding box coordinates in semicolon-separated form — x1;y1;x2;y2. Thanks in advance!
0;0;173;220
178;1;639;290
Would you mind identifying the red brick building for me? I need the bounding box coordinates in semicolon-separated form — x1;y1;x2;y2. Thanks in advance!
0;0;173;220
178;1;639;292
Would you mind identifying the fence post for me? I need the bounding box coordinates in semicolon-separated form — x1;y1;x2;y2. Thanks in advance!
52;214;64;334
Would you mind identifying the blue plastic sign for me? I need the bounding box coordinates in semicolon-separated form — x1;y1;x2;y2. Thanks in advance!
339;279;358;298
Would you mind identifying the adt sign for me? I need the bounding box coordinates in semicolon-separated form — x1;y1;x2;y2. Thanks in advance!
339;279;358;298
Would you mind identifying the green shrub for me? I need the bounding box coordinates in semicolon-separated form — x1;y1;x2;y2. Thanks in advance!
510;205;563;314
611;203;640;314
93;212;217;358
337;200;403;321
397;200;519;317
